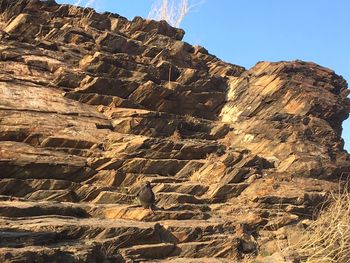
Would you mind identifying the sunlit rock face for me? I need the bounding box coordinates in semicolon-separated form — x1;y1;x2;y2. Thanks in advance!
0;0;349;262
220;61;350;178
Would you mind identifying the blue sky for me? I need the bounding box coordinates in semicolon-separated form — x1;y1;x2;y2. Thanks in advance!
57;0;350;151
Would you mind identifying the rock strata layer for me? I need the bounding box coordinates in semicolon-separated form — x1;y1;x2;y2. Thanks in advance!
0;0;349;262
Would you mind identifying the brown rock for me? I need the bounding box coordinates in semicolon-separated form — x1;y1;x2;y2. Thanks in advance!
0;1;349;262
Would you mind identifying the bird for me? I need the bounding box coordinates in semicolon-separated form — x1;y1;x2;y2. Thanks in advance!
137;181;155;213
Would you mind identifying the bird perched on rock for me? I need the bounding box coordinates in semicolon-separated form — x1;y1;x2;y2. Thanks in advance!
137;181;155;213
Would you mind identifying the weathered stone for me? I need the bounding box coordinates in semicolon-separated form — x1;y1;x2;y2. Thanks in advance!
5;13;42;38
96;31;127;53
0;1;349;262
76;76;138;99
129;16;185;40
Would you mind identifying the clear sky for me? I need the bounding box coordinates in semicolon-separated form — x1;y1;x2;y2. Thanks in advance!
57;0;350;151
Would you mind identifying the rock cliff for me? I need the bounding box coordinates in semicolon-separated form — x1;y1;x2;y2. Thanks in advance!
0;0;349;262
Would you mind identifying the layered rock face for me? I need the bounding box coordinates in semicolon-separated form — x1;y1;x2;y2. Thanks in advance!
0;0;349;262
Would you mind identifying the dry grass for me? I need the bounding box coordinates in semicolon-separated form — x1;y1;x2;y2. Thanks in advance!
148;0;204;27
148;0;189;27
168;63;172;89
285;185;350;262
74;0;96;8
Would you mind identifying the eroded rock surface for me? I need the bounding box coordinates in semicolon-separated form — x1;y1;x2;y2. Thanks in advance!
0;0;349;262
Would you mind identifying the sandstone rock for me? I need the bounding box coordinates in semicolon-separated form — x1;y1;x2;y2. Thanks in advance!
220;61;350;177
5;13;42;37
130;16;185;40
0;1;349;262
96;31;127;53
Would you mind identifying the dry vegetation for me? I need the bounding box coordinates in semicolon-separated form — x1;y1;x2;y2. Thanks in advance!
148;0;203;27
148;0;190;27
74;0;96;8
285;186;350;262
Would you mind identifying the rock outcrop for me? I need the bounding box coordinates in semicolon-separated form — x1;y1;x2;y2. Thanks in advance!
0;0;349;262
